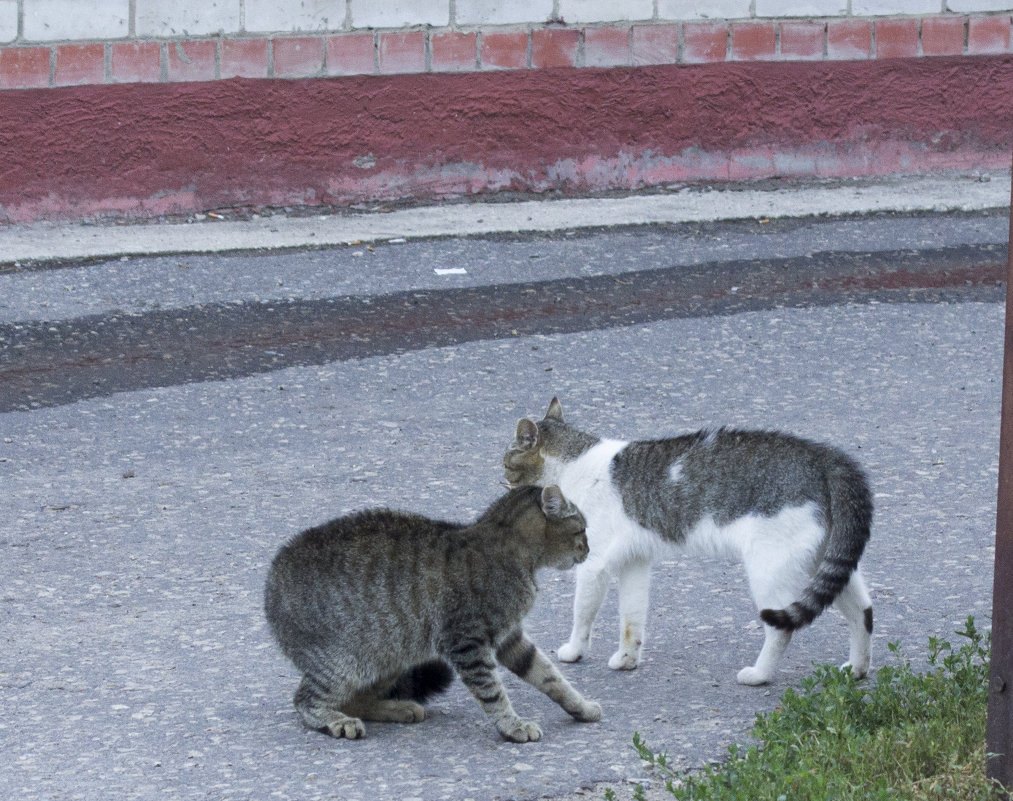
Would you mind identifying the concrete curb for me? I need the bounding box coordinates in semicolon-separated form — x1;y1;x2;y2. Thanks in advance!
1;172;1009;265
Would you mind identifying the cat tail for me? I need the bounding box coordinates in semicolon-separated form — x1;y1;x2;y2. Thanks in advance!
760;459;873;631
388;659;455;703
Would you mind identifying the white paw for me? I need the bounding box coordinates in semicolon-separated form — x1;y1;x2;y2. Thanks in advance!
499;719;543;743
557;642;584;663
607;650;639;671
736;666;772;686
840;661;869;680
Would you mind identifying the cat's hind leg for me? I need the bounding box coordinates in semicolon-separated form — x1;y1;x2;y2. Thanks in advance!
739;542;806;685
608;559;652;670
833;569;873;679
558;560;609;663
737;625;791;685
344;689;426;724
497;628;601;723
293;674;366;739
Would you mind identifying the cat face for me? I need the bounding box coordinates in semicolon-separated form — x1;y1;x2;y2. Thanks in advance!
536;485;589;570
502;398;566;487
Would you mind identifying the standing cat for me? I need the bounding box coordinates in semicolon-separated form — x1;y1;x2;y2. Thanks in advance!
263;485;602;742
503;398;873;686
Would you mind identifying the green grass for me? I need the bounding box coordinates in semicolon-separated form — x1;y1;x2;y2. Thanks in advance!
627;617;1003;801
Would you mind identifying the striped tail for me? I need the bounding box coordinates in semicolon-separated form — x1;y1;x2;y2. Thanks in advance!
388;659;454;703
760;459;873;631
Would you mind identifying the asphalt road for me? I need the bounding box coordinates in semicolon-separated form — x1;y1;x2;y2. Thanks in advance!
0;207;1007;801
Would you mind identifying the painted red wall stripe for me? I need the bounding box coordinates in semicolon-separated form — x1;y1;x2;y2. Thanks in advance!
0;56;1009;223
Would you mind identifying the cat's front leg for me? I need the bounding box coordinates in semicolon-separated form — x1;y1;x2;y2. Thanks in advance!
608;559;652;670
447;642;541;742
558;561;610;662
497;628;602;723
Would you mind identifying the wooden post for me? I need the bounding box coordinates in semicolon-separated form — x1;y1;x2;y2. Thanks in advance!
986;163;1013;795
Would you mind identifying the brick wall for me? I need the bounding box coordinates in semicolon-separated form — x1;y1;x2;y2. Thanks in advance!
0;0;1011;88
2;1;1010;223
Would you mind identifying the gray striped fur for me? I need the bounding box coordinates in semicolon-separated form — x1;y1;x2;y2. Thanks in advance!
264;485;601;741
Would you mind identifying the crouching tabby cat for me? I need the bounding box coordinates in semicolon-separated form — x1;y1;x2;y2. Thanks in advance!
263;485;602;742
503;398;874;686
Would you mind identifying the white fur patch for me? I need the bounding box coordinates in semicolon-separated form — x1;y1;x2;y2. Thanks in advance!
552;440;667;569
685;502;825;610
667;459;684;484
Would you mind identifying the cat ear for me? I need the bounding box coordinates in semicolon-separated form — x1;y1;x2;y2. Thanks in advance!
513;418;539;451
545;397;563;421
540;485;567;518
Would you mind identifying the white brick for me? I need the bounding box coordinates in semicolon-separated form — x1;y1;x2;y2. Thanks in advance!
349;0;450;28
657;0;751;20
23;0;128;41
245;0;346;33
0;0;17;43
456;0;552;25
850;0;941;13
947;0;1013;10
557;0;653;23
755;0;847;16
136;0;240;37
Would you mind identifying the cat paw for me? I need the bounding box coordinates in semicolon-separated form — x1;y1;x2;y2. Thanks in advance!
572;700;602;722
607;650;639;671
840;661;869;680
736;666;772;686
391;700;426;723
499;719;543;743
557;642;584;663
325;717;367;739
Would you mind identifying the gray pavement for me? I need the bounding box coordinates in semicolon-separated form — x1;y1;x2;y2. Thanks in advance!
0;171;1009;266
0;176;1008;801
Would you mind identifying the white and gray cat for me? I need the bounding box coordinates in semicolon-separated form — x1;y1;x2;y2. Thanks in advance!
264;484;602;742
503;398;874;686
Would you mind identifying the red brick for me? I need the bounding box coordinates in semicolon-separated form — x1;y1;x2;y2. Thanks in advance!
111;42;162;83
631;24;678;66
874;18;919;59
0;46;51;89
780;22;824;61
968;14;1011;54
221;38;268;79
731;22;776;61
921;16;965;56
326;33;375;75
432;31;477;72
54;43;105;86
827;20;871;60
379;31;425;74
167;40;216;82
531;28;579;68
585;25;630;67
274;37;323;77
481;31;527;70
682;22;727;63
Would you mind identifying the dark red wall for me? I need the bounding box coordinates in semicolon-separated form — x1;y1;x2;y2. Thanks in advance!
1;55;1010;222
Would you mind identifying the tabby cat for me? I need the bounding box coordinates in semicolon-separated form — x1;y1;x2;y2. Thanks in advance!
503;398;874;686
263;485;602;742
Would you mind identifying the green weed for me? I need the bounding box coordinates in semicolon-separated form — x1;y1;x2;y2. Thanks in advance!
630;617;1003;801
